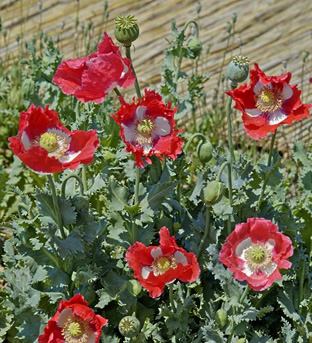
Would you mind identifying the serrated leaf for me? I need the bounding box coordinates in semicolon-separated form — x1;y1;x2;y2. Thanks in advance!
189;172;204;205
108;178;128;211
51;230;84;258
59;198;77;225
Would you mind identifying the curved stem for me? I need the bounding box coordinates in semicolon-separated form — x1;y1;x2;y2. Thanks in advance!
197;206;211;261
183;133;207;153
183;20;200;38
125;45;141;99
47;174;66;240
61;174;84;197
216;161;229;181
257;131;277;209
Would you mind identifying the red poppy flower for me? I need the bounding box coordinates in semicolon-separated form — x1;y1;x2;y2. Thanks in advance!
227;63;311;139
126;227;200;298
52;32;135;103
219;218;293;291
38;294;108;343
112;89;183;168
8;105;99;173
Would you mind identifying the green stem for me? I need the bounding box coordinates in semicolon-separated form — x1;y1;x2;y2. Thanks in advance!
191;107;197;133
131;167;140;243
255;285;275;308
113;87;122;104
169;283;176;312
125;45;141;99
82;165;88;193
226;93;235;163
299;260;305;314
41;247;61;269
61;174;84;197
183;133;206;153
239;285;250;303
227;159;233;235
216;161;229;181
47;174;66;240
257;131;277;209
197;206;211;261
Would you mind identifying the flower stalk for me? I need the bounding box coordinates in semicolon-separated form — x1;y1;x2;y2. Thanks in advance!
257;130;277;209
125;45;142;99
131;167;140;243
197;206;211;261
47;174;66;240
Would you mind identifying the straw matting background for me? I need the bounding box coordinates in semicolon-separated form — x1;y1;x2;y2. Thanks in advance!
1;0;312;149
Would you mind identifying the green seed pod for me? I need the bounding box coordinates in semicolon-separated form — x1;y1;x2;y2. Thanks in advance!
187;36;202;59
197;140;213;163
215;309;228;328
203;180;223;206
226;55;249;84
114;15;139;46
238;338;246;343
119;316;141;338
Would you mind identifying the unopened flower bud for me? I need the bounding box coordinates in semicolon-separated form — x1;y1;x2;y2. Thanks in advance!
232;12;237;24
226;55;249;84
196;140;213;163
119;316;141;338
215;309;228;328
302;50;309;63
187;36;202;59
72;195;89;211
226;21;232;34
114;14;139;47
203;180;223;206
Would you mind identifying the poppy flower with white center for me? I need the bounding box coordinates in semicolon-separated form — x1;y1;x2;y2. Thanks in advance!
227;63;311;139
112;89;183;168
52;32;135;103
38;294;108;343
126;226;200;298
219;218;293;291
8;105;99;173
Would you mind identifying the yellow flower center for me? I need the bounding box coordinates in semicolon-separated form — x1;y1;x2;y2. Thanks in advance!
137;119;153;135
256;87;282;112
39;132;58;152
62;315;90;343
152;255;177;276
244;243;272;269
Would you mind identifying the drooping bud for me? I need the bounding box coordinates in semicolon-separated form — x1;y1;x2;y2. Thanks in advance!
72;195;89;211
187;36;202;59
119;316;141;338
226;55;249;86
196;140;213;163
215;309;228;328
202;180;223;206
114;14;139;47
302;50;309;63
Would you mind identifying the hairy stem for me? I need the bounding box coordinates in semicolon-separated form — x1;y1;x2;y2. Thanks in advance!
125;45;142;99
197;207;211;261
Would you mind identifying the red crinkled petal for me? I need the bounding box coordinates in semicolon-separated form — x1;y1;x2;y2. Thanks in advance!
219;218;293;291
117;57;136;88
64;130;99;170
38;320;64;343
159;226;179;254
52;56;93;95
73;54;124;104
97;32;121;56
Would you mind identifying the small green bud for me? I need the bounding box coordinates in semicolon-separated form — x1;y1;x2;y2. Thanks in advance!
226;21;232;34
114;15;139;46
119;316;141;338
72;195;89;211
187;36;202;59
302;50;309;63
232;12;237;24
202;180;223;206
196;140;213;163
215;309;228;328
226;55;249;84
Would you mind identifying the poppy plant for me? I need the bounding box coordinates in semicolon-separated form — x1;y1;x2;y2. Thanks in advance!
227;63;311;139
52;32;135;103
126;226;200;298
219;218;293;291
8;105;99;173
38;294;108;343
112;89;184;168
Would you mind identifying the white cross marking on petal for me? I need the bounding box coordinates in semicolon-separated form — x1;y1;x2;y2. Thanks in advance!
122;123;137;143
21;131;31;150
268;109;287;125
151;247;163;259
260;261;277;276
282;85;293;100
135;106;147;121
141;266;152;279
152;117;171;137
246;108;262;117
254;81;271;95
57;308;72;328
235;237;252;259
174;251;188;265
